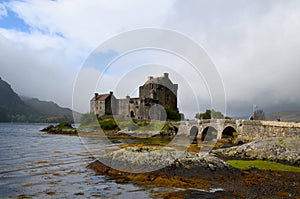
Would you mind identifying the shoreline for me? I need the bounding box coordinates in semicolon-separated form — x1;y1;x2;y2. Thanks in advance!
39;123;300;197
87;151;299;198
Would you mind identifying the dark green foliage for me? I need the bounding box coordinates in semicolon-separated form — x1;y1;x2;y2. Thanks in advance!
0;106;10;121
164;105;181;121
41;122;77;135
162;123;172;131
132;119;150;127
56;122;74;129
98;118;119;130
79;114;119;130
160;122;178;135
195;109;229;119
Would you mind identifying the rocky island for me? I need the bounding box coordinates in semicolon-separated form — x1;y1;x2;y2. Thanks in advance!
41;122;77;135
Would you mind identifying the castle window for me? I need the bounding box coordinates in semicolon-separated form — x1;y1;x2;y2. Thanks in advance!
166;95;169;101
151;84;153;89
130;111;135;118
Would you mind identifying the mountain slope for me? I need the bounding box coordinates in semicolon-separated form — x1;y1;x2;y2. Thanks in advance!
22;97;73;117
266;111;300;122
0;77;32;121
0;77;75;123
21;97;75;123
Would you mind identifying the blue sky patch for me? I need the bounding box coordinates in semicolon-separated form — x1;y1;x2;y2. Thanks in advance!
0;4;31;33
84;50;120;73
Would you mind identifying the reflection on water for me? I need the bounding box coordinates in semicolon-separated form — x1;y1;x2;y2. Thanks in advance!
0;123;155;198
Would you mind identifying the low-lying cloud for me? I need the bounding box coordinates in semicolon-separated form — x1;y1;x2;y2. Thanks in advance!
0;0;299;118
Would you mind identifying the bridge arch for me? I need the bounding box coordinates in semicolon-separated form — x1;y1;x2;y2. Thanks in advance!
221;126;237;138
201;126;218;141
189;126;198;143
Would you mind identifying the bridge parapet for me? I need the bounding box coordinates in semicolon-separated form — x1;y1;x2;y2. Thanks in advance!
171;119;300;142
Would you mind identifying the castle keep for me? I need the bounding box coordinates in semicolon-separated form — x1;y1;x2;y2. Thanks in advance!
90;73;180;121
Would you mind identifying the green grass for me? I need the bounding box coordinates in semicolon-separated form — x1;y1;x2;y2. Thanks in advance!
56;122;76;130
77;122;101;130
227;160;300;172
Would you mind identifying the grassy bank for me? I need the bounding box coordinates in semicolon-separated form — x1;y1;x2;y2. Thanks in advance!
227;160;300;172
78;115;176;133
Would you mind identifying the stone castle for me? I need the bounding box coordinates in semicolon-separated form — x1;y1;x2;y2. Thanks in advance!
90;73;181;121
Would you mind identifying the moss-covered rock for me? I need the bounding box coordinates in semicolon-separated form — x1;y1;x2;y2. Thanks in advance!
41;122;77;135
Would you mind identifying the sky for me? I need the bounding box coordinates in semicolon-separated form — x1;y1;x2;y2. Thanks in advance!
0;0;299;119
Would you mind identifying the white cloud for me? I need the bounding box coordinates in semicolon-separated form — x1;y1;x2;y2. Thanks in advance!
0;33;77;107
0;0;175;111
7;0;175;48
1;0;300;117
163;0;300;115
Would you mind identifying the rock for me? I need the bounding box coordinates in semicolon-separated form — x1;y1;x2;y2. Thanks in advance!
96;147;234;175
211;137;300;165
41;123;77;135
41;125;54;132
208;163;216;171
159;122;178;137
87;146;300;199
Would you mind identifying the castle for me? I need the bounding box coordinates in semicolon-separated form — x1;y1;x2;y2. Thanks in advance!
90;73;181;121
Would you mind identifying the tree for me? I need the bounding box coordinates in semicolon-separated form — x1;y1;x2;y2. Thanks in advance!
195;109;228;119
164;105;181;121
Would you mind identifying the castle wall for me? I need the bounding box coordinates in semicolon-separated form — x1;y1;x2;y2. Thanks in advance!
90;99;106;116
90;73;180;121
117;98;130;116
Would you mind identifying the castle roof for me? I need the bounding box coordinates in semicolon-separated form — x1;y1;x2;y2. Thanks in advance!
92;94;110;101
144;74;173;88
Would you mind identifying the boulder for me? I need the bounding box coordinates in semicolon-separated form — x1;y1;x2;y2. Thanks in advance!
96;147;234;175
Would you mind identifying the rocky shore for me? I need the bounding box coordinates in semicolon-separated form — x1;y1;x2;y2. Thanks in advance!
41;121;300;198
96;147;233;173
41;122;77;135
88;146;300;198
211;137;300;166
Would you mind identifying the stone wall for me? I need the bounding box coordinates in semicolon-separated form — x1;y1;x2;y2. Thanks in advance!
238;120;300;141
172;120;300;142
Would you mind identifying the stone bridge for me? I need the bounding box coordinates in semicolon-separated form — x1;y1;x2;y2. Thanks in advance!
172;119;300;142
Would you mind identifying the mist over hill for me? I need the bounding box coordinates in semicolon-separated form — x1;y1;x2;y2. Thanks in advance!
0;77;75;123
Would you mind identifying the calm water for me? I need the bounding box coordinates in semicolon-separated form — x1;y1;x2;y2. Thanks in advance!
0;123;169;199
0;123;225;199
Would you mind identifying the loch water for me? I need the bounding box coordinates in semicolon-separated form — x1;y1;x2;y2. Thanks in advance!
0;123;224;199
0;123;159;198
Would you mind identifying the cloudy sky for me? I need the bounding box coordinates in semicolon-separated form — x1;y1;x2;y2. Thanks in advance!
0;0;299;118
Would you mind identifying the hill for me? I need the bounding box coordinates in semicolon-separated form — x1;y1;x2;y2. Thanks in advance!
0;77;32;121
21;97;75;123
266;111;300;122
0;77;75;123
